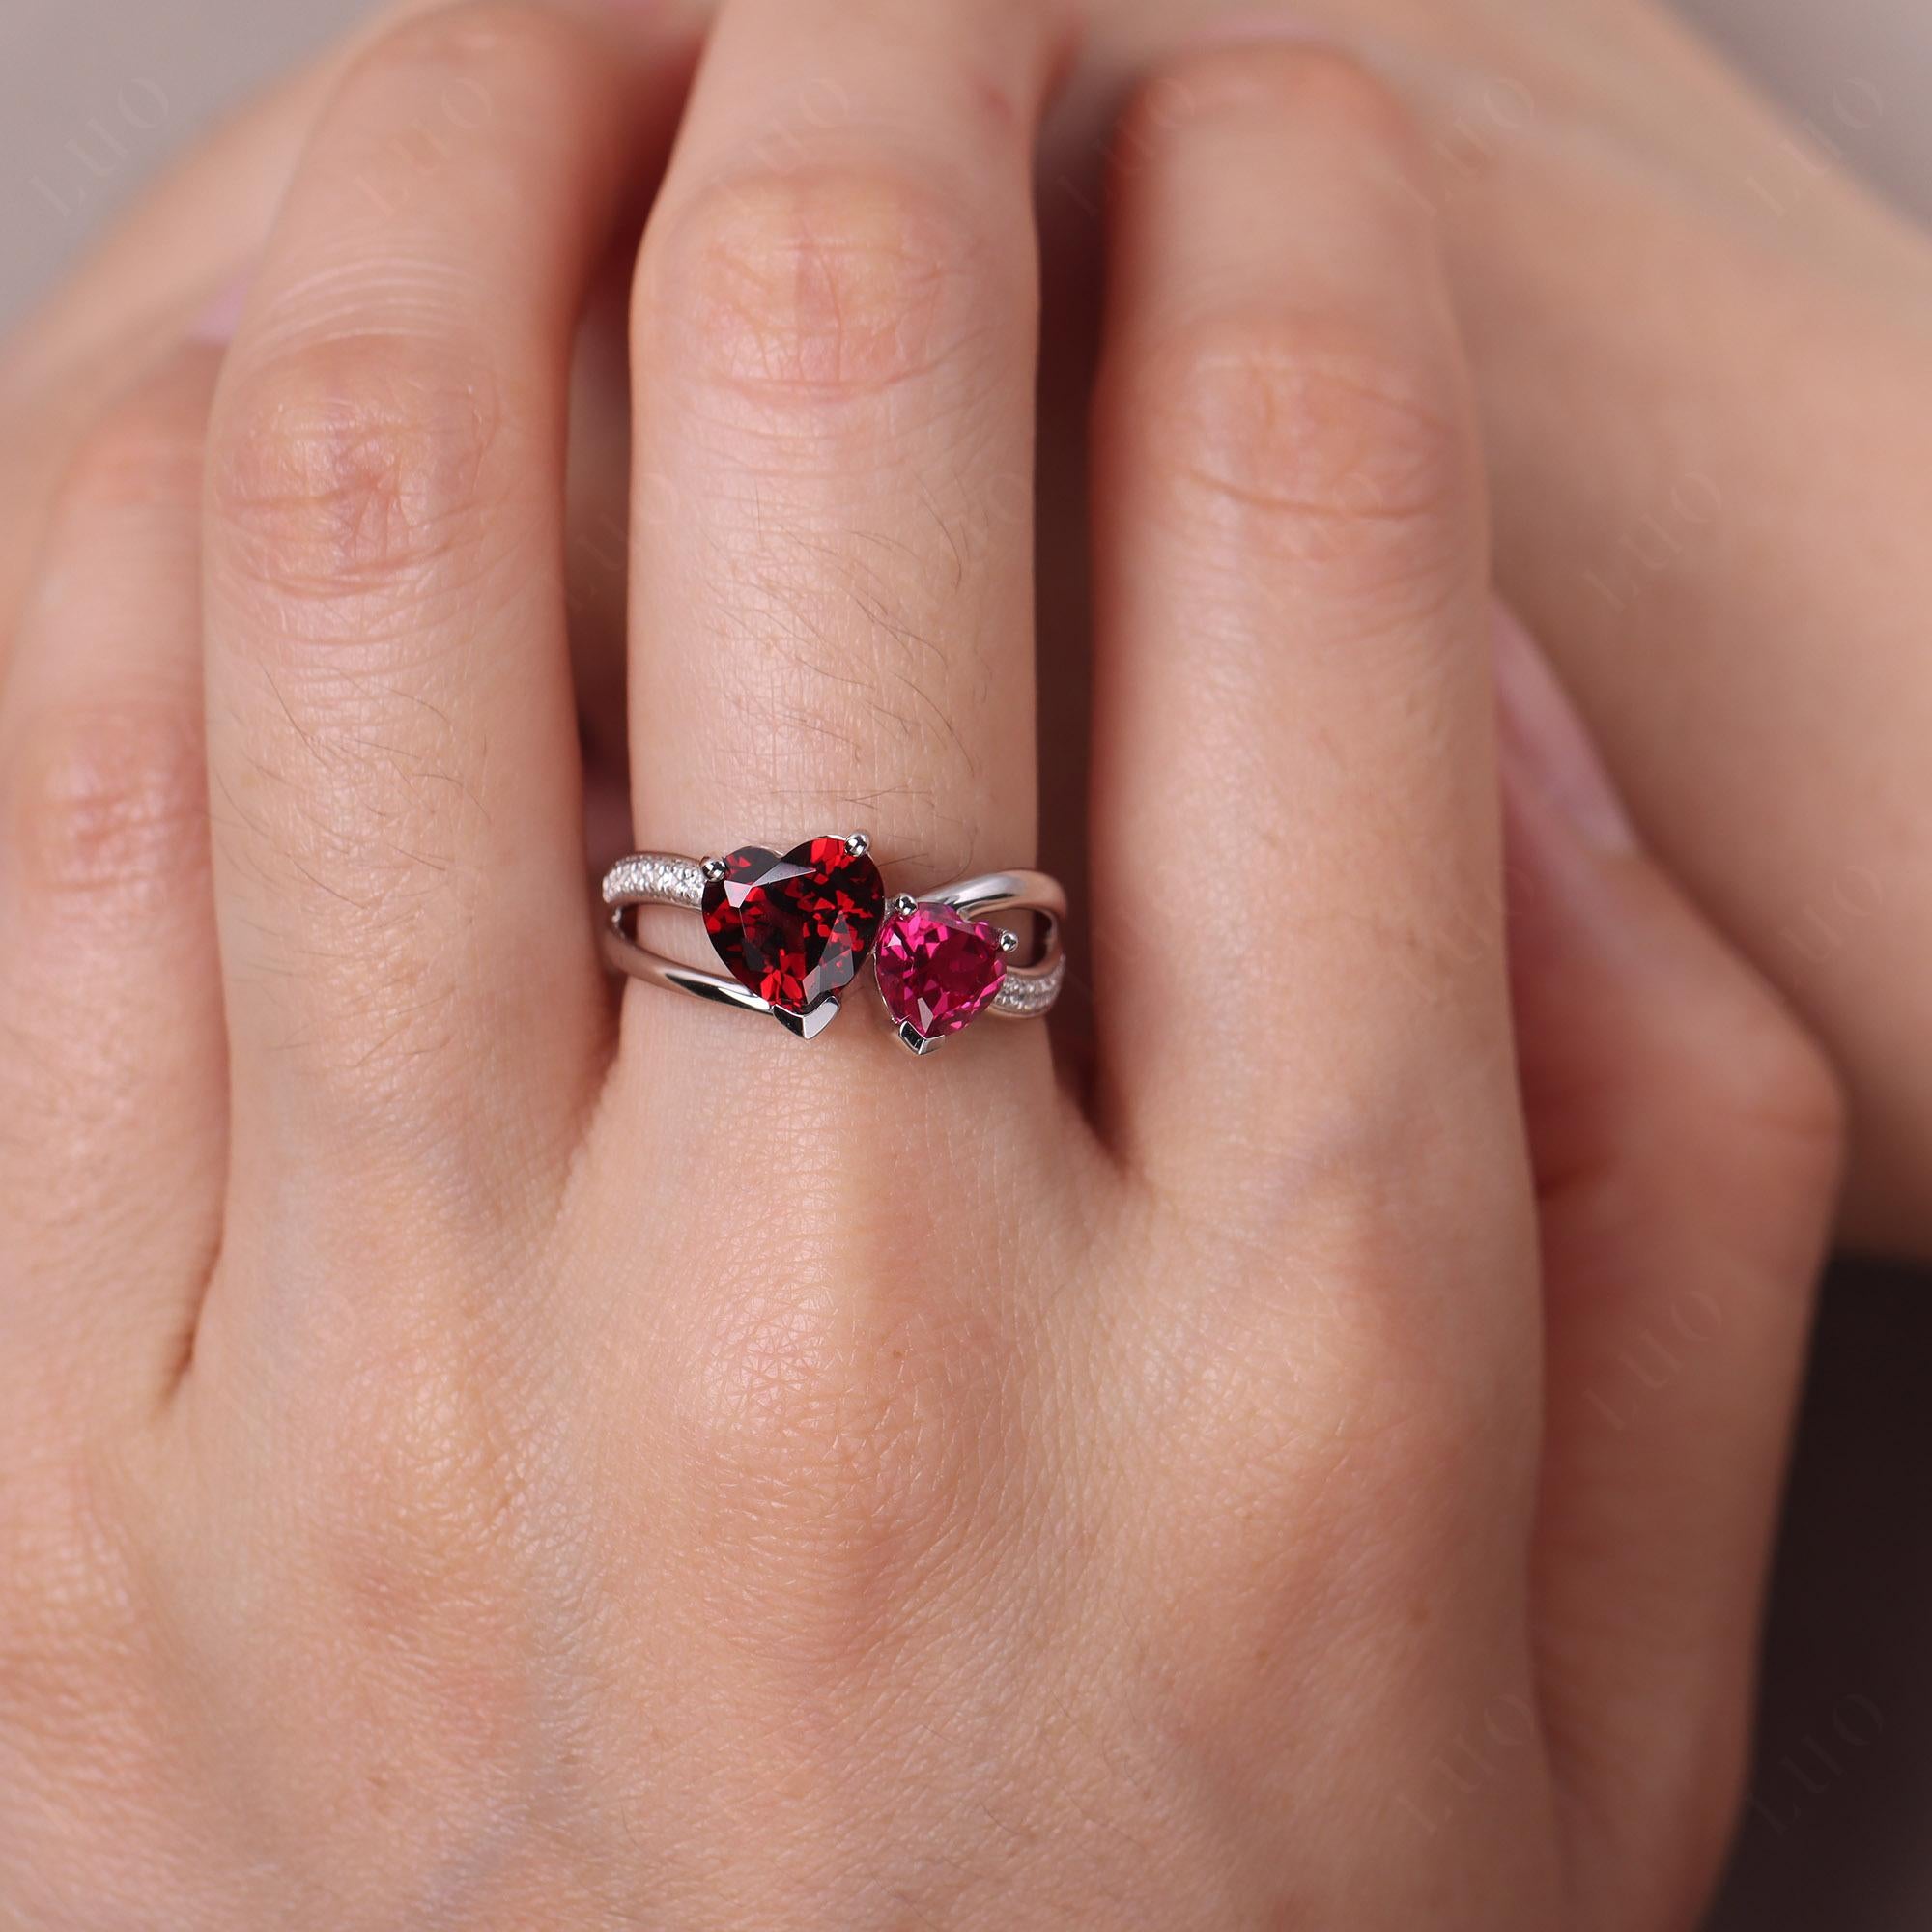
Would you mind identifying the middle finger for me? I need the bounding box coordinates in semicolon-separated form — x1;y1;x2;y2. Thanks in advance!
625;0;1070;995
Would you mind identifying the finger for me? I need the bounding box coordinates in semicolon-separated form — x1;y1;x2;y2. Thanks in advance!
1495;608;1843;1917
200;3;694;1211
0;346;225;1422
0;0;471;669
1089;44;1512;1207
624;0;1071;1033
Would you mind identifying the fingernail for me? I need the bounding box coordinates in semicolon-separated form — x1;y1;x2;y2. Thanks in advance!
190;273;250;346
1492;603;1637;853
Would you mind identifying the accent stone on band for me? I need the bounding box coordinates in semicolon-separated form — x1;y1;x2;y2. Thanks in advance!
602;853;705;910
991;952;1065;1018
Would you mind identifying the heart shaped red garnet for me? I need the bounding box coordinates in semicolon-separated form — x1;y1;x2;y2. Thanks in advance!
701;837;885;1024
873;903;1009;1048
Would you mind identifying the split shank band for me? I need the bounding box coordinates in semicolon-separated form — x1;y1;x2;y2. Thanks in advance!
599;834;1066;1055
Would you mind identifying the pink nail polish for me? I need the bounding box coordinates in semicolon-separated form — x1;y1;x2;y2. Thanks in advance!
1492;603;1637;853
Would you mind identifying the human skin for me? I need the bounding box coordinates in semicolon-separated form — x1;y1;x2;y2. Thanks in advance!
0;2;1843;1925
7;0;1925;1255
1044;0;1932;1253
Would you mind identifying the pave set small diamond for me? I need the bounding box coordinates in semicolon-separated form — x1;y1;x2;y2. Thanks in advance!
991;953;1065;1018
601;853;705;912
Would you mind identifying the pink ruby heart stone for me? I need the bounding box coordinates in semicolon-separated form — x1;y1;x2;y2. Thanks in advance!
874;904;1008;1042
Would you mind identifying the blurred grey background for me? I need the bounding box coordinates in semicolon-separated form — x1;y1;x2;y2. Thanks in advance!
4;3;1930;1930
5;0;1932;329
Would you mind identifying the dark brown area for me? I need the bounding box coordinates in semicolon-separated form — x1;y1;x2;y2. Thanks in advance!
1709;1257;1932;1931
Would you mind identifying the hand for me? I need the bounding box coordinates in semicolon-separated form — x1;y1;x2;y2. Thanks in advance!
2;0;1923;1248
0;5;1841;1926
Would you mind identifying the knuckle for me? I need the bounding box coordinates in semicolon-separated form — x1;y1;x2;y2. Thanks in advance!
6;699;205;901
311;1321;528;1643
211;331;507;611
1133;307;1470;566
245;1321;541;1834
647;163;992;406
50;385;203;529
204;351;506;1067
1134;1203;1529;1730
668;1270;1009;1664
1154;1167;1534;1537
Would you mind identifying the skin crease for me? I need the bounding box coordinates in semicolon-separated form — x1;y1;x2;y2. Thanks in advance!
0;2;1861;1929
7;0;1923;1254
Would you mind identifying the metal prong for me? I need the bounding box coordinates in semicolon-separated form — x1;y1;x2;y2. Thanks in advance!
997;927;1019;954
895;1019;944;1056
889;894;919;920
700;856;727;884
773;998;840;1041
845;831;871;857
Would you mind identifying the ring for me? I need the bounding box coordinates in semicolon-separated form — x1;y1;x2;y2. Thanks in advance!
599;832;1067;1054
